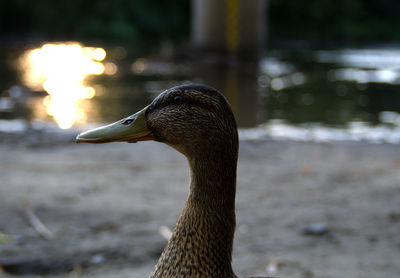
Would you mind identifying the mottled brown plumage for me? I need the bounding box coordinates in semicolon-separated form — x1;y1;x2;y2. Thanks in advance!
77;84;246;277
146;85;238;278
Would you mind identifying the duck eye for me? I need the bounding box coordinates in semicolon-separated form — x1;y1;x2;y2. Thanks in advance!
174;95;183;102
121;119;133;125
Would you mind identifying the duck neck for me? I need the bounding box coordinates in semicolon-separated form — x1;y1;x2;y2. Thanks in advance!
150;148;238;278
189;151;237;210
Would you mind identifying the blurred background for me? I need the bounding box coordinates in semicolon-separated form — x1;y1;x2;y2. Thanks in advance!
1;0;400;138
1;1;400;277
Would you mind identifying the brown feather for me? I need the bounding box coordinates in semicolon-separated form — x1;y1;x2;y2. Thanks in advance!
146;85;238;278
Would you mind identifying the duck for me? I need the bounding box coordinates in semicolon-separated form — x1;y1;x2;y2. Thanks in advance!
76;84;250;278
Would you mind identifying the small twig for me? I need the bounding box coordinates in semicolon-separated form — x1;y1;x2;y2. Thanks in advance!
20;199;54;240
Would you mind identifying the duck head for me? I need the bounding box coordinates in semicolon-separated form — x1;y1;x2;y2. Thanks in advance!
77;84;239;277
76;84;238;157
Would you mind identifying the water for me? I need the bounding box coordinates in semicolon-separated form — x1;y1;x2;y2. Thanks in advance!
1;42;400;143
263;49;400;125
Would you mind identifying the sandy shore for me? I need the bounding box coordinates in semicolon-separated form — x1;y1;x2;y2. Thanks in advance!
0;137;400;278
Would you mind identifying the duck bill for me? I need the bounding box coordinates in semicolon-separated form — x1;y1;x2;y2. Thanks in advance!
76;106;154;144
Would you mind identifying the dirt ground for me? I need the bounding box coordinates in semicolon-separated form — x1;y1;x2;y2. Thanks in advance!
0;135;399;278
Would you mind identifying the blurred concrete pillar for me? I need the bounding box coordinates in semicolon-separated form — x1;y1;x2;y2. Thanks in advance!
191;0;267;58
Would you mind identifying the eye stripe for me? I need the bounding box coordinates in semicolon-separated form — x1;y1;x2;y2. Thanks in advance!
148;90;219;113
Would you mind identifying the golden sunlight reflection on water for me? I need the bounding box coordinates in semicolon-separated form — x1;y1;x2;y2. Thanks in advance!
19;42;107;129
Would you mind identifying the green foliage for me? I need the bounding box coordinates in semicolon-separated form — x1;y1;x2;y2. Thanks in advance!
0;0;190;44
269;0;400;42
1;0;400;45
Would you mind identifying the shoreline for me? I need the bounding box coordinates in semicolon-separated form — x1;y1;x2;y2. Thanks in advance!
1;139;399;277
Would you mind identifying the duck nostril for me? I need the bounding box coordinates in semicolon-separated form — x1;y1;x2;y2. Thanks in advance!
121;119;133;125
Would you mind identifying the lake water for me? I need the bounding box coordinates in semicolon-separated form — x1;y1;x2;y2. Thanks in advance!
1;42;400;143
